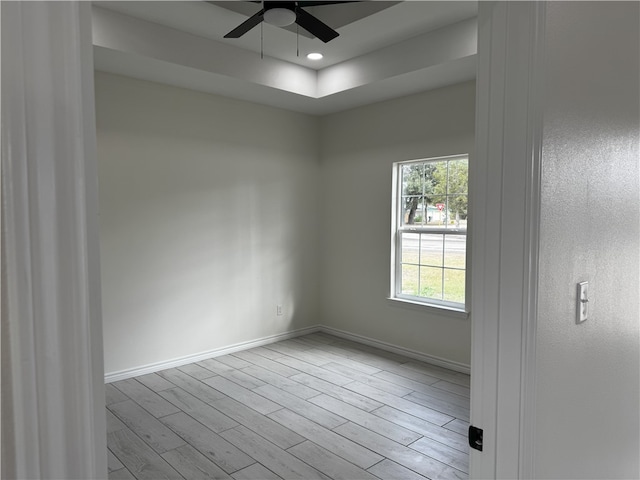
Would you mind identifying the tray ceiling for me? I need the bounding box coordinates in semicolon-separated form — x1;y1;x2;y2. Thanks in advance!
92;1;478;115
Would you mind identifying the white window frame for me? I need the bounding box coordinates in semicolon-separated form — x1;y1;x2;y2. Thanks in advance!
390;154;469;314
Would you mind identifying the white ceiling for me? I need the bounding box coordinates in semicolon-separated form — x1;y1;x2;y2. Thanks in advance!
92;1;477;115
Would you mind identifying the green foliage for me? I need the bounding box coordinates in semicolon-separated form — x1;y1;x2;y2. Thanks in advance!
401;158;468;225
401;263;465;304
432;159;468;220
398;158;468;304
402;163;436;224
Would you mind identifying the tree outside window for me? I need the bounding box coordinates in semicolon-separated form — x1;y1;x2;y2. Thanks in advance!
393;155;468;309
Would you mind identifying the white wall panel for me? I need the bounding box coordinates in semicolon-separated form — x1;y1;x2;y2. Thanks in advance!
534;2;640;477
96;72;321;375
319;82;475;367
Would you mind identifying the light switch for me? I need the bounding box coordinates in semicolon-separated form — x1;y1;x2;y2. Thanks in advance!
576;281;589;323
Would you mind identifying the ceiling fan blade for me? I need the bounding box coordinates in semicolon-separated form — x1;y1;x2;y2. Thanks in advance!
294;7;339;43
224;9;265;38
297;1;359;7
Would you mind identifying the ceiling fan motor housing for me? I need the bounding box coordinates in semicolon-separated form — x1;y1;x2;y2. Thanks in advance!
263;3;297;26
224;1;345;43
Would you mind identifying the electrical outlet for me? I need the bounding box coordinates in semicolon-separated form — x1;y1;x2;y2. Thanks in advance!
276;305;283;316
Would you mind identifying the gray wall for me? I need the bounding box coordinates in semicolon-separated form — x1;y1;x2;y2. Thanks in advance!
320;81;475;367
534;2;639;477
96;74;476;376
96;72;321;375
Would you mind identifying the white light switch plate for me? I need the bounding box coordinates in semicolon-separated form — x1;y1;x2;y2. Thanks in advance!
576;281;588;323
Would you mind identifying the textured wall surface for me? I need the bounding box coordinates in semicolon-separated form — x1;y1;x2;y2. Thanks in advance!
534;2;640;477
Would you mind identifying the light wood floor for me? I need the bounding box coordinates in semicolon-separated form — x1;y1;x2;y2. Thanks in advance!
106;332;470;480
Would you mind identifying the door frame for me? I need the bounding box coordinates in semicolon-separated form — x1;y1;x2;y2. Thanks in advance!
2;1;547;478
2;2;107;478
469;1;546;478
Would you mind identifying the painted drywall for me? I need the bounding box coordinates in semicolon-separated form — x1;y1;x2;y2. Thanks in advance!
319;81;475;367
534;2;639;477
96;72;320;375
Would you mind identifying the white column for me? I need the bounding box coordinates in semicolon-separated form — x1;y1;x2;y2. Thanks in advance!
2;2;107;478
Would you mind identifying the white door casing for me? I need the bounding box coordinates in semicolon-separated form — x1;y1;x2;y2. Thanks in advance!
1;1;549;478
1;2;107;478
470;2;545;478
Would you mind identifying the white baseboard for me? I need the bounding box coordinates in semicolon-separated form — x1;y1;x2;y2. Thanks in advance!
104;323;470;382
104;325;321;383
318;326;471;375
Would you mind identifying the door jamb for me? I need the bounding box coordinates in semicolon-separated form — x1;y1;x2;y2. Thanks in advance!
469;2;546;477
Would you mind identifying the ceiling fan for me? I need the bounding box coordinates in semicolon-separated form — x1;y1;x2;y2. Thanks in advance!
224;1;355;43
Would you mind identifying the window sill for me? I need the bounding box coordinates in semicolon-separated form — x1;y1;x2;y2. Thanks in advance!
386;297;470;320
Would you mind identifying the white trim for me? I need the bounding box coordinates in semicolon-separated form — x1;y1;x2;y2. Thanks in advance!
469;3;503;476
470;2;545;478
78;5;109;476
386;297;469;320
393;294;466;313
105;326;321;383
519;3;545;477
390;155;470;311
105;323;471;382
1;3;106;478
396;153;470;168
319;326;471;375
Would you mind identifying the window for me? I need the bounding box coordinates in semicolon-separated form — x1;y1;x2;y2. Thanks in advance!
391;155;468;311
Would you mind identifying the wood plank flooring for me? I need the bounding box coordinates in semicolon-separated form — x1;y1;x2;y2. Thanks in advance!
106;333;470;480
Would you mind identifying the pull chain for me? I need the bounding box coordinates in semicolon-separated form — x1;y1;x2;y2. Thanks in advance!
296;23;299;57
260;1;264;59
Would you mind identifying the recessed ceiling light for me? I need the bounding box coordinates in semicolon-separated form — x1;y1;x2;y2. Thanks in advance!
307;53;323;61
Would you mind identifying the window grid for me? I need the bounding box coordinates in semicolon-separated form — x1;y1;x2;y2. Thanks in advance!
392;155;468;309
398;233;465;302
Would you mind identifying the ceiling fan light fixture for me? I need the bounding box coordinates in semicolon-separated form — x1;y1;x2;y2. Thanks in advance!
264;8;296;27
307;52;323;60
